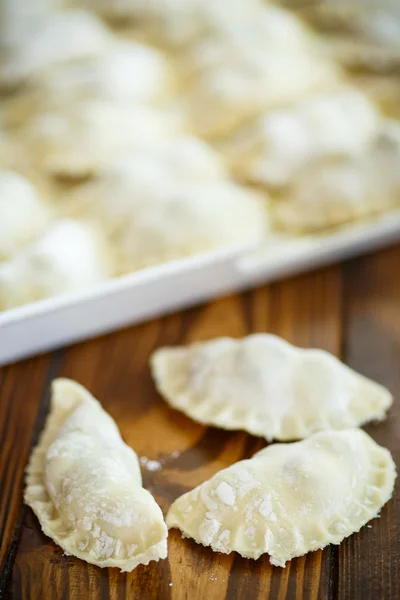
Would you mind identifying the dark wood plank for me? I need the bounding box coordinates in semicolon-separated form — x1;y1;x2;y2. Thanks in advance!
0;352;61;594
3;258;392;599
340;246;400;600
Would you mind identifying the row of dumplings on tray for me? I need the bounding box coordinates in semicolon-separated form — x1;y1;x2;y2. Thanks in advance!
1;1;400;311
26;334;396;570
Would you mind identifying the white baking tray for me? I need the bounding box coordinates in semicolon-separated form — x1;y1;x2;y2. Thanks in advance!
1;210;400;365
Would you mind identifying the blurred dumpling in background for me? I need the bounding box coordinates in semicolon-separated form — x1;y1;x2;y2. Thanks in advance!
35;41;174;104
114;181;270;272
0;10;112;88
0;219;112;310
2;40;175;128
273;120;400;232
63;136;227;234
181;4;319;77
21;101;184;178
0;171;51;259
184;22;339;139
222;87;379;187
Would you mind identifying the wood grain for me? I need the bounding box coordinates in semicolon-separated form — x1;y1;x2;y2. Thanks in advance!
339;247;400;600
0;248;399;600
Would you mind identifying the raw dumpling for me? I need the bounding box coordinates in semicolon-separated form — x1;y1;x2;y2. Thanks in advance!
114;181;269;272
0;219;111;310
25;378;168;571
151;334;392;441
166;429;396;567
0;10;112;88
23;101;182;178
273;120;400;233
10;40;173;118
63;136;226;235
0;171;51;259
186;46;339;137
182;4;319;77
223;87;379;187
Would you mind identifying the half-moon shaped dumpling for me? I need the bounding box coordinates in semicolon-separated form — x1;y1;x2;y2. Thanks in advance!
222;87;379;188
151;334;392;441
25;378;168;571
273;120;400;233
166;429;396;567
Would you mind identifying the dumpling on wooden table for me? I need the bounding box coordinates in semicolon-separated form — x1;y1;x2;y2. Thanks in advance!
0;219;111;310
0;170;51;259
151;334;392;441
166;429;396;566
25;378;168;571
273;119;400;233
114;181;269;273
63;135;227;235
222;87;379;188
0;10;112;89
22;101;183;179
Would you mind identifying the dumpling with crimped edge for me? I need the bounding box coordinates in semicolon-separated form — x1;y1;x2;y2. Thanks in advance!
25;378;168;571
272;119;400;233
151;334;392;441
221;86;379;188
166;429;396;567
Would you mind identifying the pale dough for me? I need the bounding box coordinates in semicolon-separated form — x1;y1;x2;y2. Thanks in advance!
79;0;265;48
22;101;183;178
8;40;174;120
223;87;379;187
63;135;227;235
0;171;51;259
166;429;396;566
0;219;111;310
25;378;168;571
273;120;400;233
186;47;339;138
0;10;112;88
151;334;392;441
114;181;269;273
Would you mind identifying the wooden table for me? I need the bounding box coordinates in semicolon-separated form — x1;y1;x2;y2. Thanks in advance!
1;245;399;600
